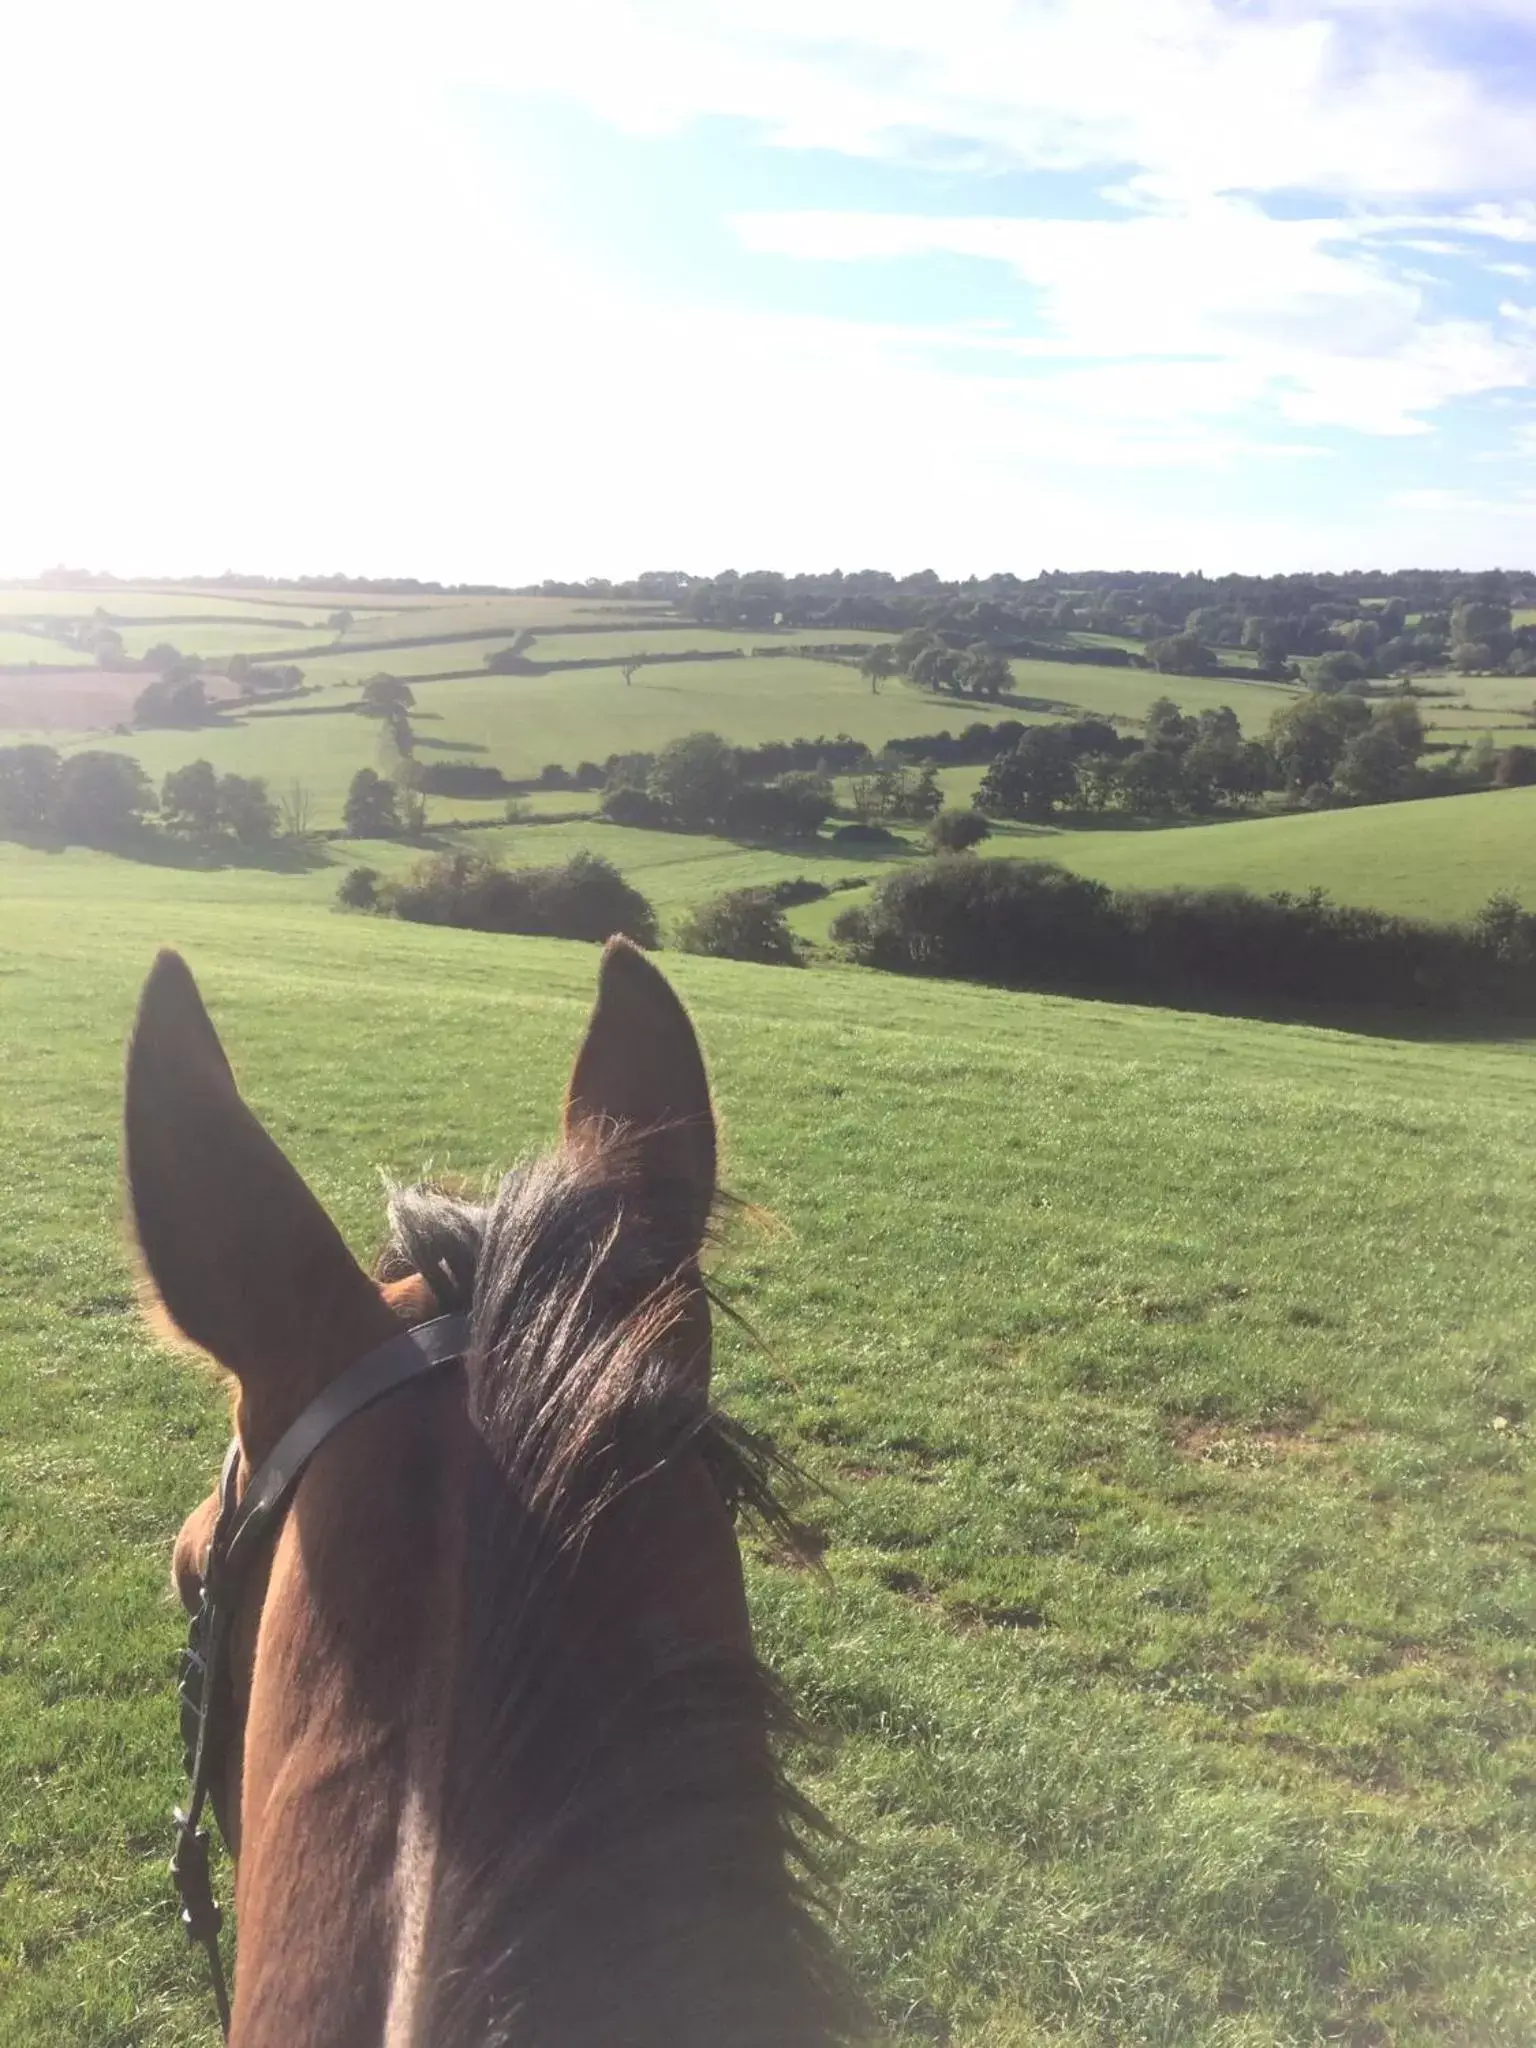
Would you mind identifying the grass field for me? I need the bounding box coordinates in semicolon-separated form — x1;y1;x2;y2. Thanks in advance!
0;631;84;667
1;851;1532;2046
21;662;1063;827
795;787;1536;939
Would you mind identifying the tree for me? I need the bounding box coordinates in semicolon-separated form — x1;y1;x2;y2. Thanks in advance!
278;781;314;837
160;759;223;837
957;648;1011;700
359;673;415;716
1144;697;1199;751
218;773;278;844
1267;694;1371;791
1304;649;1369;693
55;751;154;843
649;731;740;830
1114;745;1186;817
142;641;191;678
327;610;355;635
910;642;961;693
929;807;991;852
0;744;62;834
343;766;402;836
1146;633;1218;676
133;675;208;726
860;645;898;694
1493;744;1536;789
977;728;1078;821
678;888;801;966
337;865;382;910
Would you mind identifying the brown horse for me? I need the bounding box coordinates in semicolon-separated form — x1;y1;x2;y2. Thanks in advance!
126;938;860;2047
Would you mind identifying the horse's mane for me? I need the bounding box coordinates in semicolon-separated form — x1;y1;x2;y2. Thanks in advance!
379;1142;862;2048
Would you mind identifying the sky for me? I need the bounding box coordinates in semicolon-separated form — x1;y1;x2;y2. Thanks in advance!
3;0;1536;582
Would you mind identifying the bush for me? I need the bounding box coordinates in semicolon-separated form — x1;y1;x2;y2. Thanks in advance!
343;768;402;837
834;858;1536;1019
762;876;829;908
386;849;658;947
601;784;669;828
677;888;802;966
929;808;992;853
406;762;510;798
830;821;905;848
337;865;382;910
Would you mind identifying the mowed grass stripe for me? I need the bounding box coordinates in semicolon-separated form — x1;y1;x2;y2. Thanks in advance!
0;862;1533;2044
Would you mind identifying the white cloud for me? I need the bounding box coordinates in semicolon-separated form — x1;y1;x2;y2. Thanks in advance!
733;203;1536;435
2;1;1535;576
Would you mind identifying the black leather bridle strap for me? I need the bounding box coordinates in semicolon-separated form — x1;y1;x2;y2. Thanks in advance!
172;1311;471;2038
223;1313;472;1582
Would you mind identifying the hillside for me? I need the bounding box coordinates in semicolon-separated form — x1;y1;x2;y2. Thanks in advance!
985;784;1536;922
1;854;1532;2044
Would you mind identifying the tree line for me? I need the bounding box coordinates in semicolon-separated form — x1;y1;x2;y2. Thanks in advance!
830;860;1536;1023
0;745;304;847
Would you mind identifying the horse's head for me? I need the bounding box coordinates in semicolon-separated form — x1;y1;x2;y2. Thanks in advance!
126;941;855;2047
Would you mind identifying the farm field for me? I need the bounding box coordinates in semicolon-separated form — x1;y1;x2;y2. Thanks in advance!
0;855;1532;2046
18;659;1063;827
983;784;1536;922
795;786;1536;938
0;632;82;667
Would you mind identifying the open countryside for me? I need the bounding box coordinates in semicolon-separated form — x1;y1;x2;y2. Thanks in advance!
2;563;1533;2046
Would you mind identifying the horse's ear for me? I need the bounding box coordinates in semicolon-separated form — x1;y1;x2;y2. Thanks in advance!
124;950;380;1383
565;937;717;1260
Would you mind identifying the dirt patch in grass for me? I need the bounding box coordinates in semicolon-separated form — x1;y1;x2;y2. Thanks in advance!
1174;1419;1335;1467
0;669;240;732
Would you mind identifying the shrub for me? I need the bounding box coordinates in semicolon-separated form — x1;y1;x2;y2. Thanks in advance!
834;857;1536;1019
601;784;669;828
677;888;802;966
337;865;382;910
54;751;155;844
386;849;658;947
929;808;992;853
406;762;510;798
343;768;401;837
830;821;905;848
763;876;829;908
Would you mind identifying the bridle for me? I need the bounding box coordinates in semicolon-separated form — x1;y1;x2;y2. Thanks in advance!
172;1312;472;2038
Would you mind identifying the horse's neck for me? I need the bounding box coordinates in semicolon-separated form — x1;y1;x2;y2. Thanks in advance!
230;1386;466;2047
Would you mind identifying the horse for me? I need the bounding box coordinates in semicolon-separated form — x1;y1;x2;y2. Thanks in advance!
125;938;861;2047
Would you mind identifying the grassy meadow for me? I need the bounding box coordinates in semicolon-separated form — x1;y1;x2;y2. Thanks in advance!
793;786;1536;938
0;853;1533;2046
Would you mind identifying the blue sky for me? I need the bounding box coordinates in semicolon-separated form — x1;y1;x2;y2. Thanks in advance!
3;0;1535;579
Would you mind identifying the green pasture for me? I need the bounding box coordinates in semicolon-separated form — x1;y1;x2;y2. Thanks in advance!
1013;661;1297;731
797;786;1536;939
332;596;675;644
522;627;896;662
981;785;1536;922
0;632;81;667
33;660;1059;827
1;849;1533;2046
0;590;347;625
112;622;339;662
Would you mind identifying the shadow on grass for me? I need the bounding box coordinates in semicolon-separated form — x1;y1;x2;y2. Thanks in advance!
852;953;1536;1046
47;826;337;874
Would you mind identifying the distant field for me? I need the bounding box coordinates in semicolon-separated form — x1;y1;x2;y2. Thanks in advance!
523;627;896;661
793;787;1536;939
112;620;336;661
0;588;347;624
332;596;676;644
24;659;1055;826
0;669;242;733
1;852;1532;2045
0;631;82;667
1010;659;1297;731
